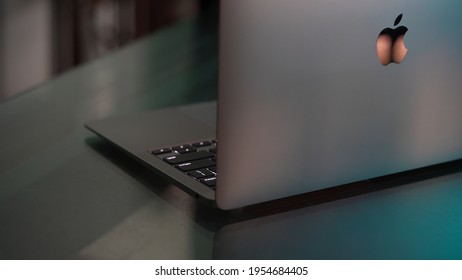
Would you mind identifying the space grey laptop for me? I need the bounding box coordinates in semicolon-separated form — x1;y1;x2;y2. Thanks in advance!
85;0;462;210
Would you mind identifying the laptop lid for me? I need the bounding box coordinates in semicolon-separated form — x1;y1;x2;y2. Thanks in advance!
216;0;462;209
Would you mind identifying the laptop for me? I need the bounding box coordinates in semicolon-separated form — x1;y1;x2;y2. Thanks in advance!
85;0;462;210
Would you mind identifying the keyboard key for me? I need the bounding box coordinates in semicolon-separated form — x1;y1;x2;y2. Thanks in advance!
172;145;197;154
172;144;192;150
192;140;212;147
155;140;219;189
164;151;214;164
150;147;172;155
201;177;217;187
176;147;197;154
187;168;215;179
176;159;215;171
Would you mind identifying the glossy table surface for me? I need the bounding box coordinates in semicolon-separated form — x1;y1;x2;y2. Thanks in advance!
1;18;462;260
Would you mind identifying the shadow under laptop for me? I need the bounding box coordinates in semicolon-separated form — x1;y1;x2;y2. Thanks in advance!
86;137;462;259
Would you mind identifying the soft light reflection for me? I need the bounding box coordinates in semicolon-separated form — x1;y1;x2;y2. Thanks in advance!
78;202;209;259
214;171;462;259
91;69;117;119
404;51;462;164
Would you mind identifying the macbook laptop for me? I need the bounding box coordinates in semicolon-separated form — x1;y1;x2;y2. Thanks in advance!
85;0;462;210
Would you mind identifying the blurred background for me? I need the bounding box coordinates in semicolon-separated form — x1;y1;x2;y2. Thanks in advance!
0;0;218;101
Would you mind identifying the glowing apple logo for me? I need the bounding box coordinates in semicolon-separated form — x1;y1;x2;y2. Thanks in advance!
376;14;408;66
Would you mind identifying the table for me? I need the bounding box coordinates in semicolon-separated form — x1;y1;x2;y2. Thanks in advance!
1;17;462;260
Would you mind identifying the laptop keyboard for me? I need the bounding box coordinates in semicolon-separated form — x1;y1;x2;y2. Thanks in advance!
149;139;217;189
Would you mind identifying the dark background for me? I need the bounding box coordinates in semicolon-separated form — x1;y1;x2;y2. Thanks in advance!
0;0;218;101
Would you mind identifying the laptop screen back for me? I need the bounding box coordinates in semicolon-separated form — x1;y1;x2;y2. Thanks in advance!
216;0;462;209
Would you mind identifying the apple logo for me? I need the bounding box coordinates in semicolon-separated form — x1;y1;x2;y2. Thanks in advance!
376;14;409;66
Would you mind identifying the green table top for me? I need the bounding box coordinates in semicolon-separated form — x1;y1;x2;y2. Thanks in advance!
1;18;462;260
